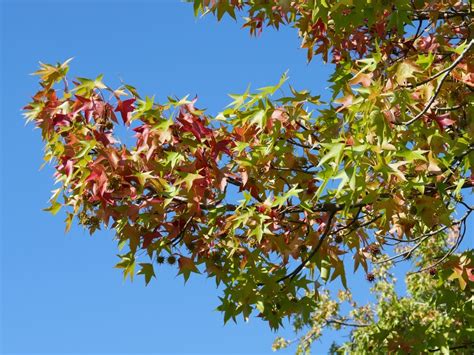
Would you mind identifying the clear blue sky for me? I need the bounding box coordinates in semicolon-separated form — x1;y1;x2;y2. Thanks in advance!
0;0;341;353
2;1;472;354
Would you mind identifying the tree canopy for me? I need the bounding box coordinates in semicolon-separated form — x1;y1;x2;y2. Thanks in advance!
25;0;473;353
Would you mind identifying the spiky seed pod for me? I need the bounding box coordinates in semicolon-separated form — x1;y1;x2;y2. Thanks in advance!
156;255;165;264
167;255;177;265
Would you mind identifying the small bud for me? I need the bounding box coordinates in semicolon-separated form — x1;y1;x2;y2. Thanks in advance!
366;273;375;282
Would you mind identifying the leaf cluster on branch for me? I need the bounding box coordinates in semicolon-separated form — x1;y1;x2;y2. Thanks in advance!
25;0;473;352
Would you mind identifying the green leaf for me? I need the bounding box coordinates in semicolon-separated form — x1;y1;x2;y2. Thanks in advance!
32;58;72;86
179;172;204;191
250;109;266;127
115;252;136;281
137;263;156;285
396;149;427;162
453;178;466;199
44;201;62;215
273;185;303;207
318;143;345;168
134;171;156;186
320;260;331;281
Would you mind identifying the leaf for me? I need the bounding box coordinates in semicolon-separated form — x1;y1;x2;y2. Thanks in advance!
388;161;408;181
320;260;331;281
334;169;349;196
32;58;72;86
250;109;266;127
165;151;184;169
257;71;288;96
395;61;419;85
115;98;136;125
396;149;427;162
178;256;200;282
134;171;156;186
453;178;466;199
137;263;156;285
427;152;442;174
273;185;303;207
334;94;353;111
180;172;204;191
434;113;455;131
74;74;106;94
44;201;62;215
124;84;141;99
318;143;345;168
65;213;74;233
115;253;136;281
349;72;373;87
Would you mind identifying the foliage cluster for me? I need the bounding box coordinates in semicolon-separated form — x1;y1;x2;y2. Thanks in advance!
25;0;473;352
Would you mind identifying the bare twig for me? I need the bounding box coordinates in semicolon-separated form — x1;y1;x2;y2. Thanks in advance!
326;318;369;328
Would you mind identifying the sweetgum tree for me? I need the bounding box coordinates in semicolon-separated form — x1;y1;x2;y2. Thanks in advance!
25;0;473;353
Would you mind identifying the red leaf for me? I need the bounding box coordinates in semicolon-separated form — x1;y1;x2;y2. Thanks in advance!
52;113;71;127
176;111;212;142
115;98;136;125
74;95;95;122
211;138;233;159
92;130;116;146
64;159;74;177
434;113;455;131
142;231;161;249
467;267;474;282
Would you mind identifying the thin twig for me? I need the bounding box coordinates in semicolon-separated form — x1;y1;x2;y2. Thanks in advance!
326;318;369;328
401;39;473;126
413;214;470;273
377;210;471;265
171;215;194;247
277;209;337;282
428;342;474;352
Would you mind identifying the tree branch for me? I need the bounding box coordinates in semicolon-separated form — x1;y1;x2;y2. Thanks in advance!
277;209;337;283
401;39;473;126
326;318;369;328
428;342;474;352
377;209;472;265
